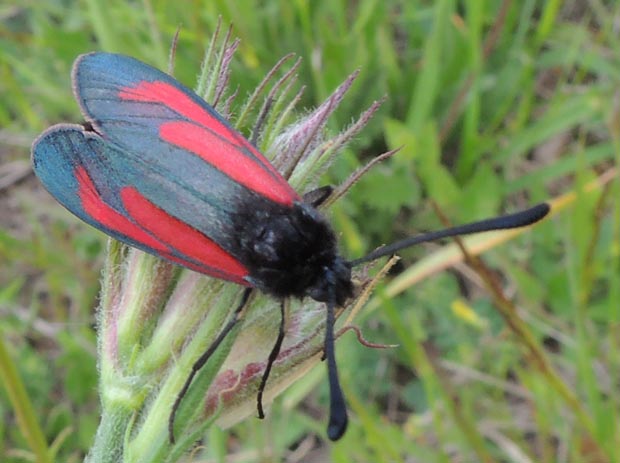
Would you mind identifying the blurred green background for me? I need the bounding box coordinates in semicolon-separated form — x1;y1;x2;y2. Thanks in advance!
1;1;618;462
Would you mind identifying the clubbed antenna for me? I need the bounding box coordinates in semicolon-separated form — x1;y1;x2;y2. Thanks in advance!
350;203;550;267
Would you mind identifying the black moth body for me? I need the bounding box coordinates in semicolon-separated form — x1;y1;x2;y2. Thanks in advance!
232;196;354;306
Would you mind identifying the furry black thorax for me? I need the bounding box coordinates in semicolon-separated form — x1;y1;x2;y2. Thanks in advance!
232;199;353;306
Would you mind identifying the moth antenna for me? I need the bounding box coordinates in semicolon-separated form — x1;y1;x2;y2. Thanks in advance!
168;288;252;443
256;300;287;418
349;203;550;267
325;273;348;440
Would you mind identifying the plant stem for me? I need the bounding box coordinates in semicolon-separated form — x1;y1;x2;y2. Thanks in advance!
0;336;52;463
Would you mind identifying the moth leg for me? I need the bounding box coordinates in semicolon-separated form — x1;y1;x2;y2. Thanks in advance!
256;299;287;418
168;287;253;443
302;185;334;208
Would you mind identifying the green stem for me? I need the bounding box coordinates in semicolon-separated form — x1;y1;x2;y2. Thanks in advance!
0;335;52;463
84;407;133;463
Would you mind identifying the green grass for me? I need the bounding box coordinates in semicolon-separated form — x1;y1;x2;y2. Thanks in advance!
1;1;619;462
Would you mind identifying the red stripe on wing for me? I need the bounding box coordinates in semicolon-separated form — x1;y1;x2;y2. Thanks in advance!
162;253;249;285
76;167;248;283
160;121;295;205
76;167;169;253
117;81;298;205
120;187;249;283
